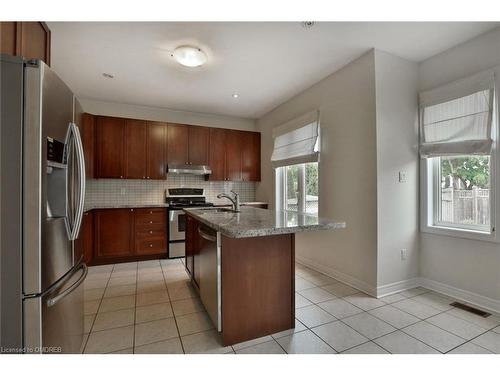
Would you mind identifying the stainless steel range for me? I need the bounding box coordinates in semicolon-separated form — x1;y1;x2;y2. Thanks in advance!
166;188;213;258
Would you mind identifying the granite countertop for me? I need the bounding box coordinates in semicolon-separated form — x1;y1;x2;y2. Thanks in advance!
184;206;346;238
84;201;268;212
84;203;169;212
211;201;268;207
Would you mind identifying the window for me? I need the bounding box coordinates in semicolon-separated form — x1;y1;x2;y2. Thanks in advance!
420;70;496;238
429;155;491;232
278;162;319;214
272;110;320;215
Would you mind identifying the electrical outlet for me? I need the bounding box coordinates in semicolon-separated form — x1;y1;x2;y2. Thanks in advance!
120;188;126;195
400;248;407;261
399;171;408;183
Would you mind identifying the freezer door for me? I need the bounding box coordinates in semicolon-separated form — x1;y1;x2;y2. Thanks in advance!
24;262;88;353
23;61;79;294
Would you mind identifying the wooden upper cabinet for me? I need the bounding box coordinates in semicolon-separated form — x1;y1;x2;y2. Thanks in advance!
147;122;167;179
91;114;260;182
225;130;242;181
0;22;51;65
82;113;95;179
96;116;126;178
167;124;189;165
1;22;17;56
125;119;148;179
94;209;133;259
20;22;51;65
188;126;209;165
241;131;261;182
208;128;226;181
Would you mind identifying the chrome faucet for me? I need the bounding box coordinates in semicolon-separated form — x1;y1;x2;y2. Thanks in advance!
217;190;240;212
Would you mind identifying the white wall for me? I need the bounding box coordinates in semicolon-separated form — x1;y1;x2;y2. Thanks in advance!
418;27;500;307
257;51;379;294
79;98;257;131
374;50;420;293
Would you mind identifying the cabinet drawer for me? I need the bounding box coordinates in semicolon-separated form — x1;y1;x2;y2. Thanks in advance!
135;213;166;225
134;222;166;231
136;227;166;238
135;237;166;254
135;208;165;215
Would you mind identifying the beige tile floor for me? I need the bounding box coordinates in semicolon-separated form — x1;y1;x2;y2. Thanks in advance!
82;259;500;354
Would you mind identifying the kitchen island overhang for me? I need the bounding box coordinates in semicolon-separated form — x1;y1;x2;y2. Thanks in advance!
183;206;345;346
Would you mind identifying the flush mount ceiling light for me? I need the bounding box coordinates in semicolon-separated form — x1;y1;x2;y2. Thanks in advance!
102;73;114;79
172;46;207;67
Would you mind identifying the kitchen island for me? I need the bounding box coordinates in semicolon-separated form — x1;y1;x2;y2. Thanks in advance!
184;206;345;346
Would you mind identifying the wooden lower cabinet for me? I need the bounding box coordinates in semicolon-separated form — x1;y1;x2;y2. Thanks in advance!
81;211;94;265
94;208;134;260
75;210;94;265
92;207;168;265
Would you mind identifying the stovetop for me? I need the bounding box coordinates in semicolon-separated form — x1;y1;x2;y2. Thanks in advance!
165;187;213;209
167;201;214;209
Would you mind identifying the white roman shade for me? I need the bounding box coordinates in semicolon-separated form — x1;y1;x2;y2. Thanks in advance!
271;110;320;168
419;70;495;158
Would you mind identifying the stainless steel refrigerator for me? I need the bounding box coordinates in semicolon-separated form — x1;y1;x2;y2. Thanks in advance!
1;54;87;353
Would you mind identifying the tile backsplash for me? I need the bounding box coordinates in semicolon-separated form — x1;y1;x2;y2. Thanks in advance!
85;175;256;208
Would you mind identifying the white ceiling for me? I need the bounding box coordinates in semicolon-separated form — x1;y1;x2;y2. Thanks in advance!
49;22;499;119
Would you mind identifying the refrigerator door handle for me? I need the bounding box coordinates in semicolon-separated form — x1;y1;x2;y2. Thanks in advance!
70;122;86;241
64;122;86;241
46;262;88;307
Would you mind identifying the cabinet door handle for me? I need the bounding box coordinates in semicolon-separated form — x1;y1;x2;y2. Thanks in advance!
149;230;153;234
149;244;153;247
150;220;153;223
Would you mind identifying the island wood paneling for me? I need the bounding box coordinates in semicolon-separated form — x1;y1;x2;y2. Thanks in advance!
220;233;295;346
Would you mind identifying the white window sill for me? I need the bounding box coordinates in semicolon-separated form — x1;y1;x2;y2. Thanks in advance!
421;224;497;242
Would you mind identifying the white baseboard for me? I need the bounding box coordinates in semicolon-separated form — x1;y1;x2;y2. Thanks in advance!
419;277;500;315
296;256;500;314
295;255;377;297
376;278;419;298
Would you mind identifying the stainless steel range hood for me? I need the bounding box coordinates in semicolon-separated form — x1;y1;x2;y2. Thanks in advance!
167;164;212;175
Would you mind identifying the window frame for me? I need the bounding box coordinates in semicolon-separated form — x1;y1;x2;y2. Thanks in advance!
420;78;500;242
